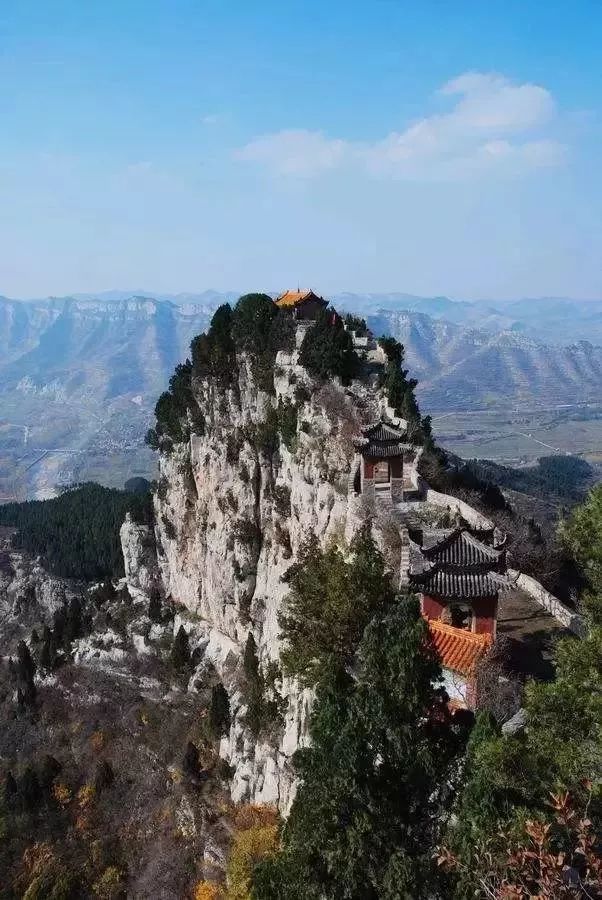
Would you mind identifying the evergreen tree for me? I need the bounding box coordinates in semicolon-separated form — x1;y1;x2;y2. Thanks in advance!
171;625;191;671
243;633;264;737
209;682;231;738
254;598;466;899
39;755;62;790
299;309;359;385
147;589;163;624
14;640;36;706
279;527;396;685
183;741;200;777
38;625;55;671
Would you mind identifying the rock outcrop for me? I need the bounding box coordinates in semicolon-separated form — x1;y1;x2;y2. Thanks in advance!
120;341;386;811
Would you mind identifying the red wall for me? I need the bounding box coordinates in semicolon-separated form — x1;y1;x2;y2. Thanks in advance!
472;598;497;636
421;595;446;619
421;594;497;636
363;456;403;479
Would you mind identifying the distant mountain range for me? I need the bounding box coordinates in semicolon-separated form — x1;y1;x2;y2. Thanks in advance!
370;310;602;410
1;291;601;497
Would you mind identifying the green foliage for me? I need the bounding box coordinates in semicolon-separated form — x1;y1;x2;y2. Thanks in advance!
275;400;297;452
298;309;359;385
231;294;279;393
234;517;260;547
191;303;236;383
153;360;201;444
447;623;602;897
561;482;602;623
468;455;593;505
419;449;509;512
272;485;291;519
209;683;231;738
242;634;282;738
0;482;152;581
254;598;465;899
343;312;367;334
279;527;396;686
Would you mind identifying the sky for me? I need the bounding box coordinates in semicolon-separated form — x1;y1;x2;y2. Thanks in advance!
1;0;601;301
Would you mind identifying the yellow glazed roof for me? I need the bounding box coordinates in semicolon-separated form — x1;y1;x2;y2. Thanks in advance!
275;289;322;308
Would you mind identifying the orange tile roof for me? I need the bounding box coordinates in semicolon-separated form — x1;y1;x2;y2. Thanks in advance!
426;619;492;677
275;289;321;308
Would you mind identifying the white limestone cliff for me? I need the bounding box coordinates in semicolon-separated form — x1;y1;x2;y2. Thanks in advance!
120;344;382;811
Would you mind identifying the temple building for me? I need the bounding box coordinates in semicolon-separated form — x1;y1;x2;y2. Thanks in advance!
352;418;419;504
409;527;507;708
274;289;328;321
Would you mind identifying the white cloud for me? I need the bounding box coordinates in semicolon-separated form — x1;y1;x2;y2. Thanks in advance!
235;73;566;181
234;128;346;177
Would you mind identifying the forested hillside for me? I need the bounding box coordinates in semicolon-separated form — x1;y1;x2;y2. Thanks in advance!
0;483;151;580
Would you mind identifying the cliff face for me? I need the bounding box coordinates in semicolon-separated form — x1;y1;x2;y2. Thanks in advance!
121;343;382;811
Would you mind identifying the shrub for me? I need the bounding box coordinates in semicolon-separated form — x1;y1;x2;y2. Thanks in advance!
92;865;125;899
226;822;279;900
161;514;177;541
276;401;297;451
234;518;260;547
193;882;223;900
153;361;196;444
272;485;291;519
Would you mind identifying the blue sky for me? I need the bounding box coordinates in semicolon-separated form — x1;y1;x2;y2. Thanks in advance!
1;0;601;300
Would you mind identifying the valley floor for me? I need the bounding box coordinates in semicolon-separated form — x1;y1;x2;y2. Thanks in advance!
430;401;602;468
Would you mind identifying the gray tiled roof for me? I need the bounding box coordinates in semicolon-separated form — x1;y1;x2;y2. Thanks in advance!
411;568;501;600
353;418;413;456
422;529;503;568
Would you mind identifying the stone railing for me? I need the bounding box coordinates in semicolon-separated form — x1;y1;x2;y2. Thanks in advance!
507;569;586;637
421;485;494;530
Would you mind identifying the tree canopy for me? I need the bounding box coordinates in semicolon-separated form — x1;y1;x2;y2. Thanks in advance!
0;482;152;580
254;598;467;899
279;527;397;686
298;309;359;385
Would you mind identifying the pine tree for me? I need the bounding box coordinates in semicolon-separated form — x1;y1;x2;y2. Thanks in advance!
209;682;231;738
14;640;36;706
39;755;62;790
183;741;200;777
148;589;163;624
38;625;55;671
171;625;191;670
254;598;466;899
243;633;264;736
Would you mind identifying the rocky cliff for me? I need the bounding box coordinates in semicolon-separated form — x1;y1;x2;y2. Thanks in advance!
121;338;388;811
